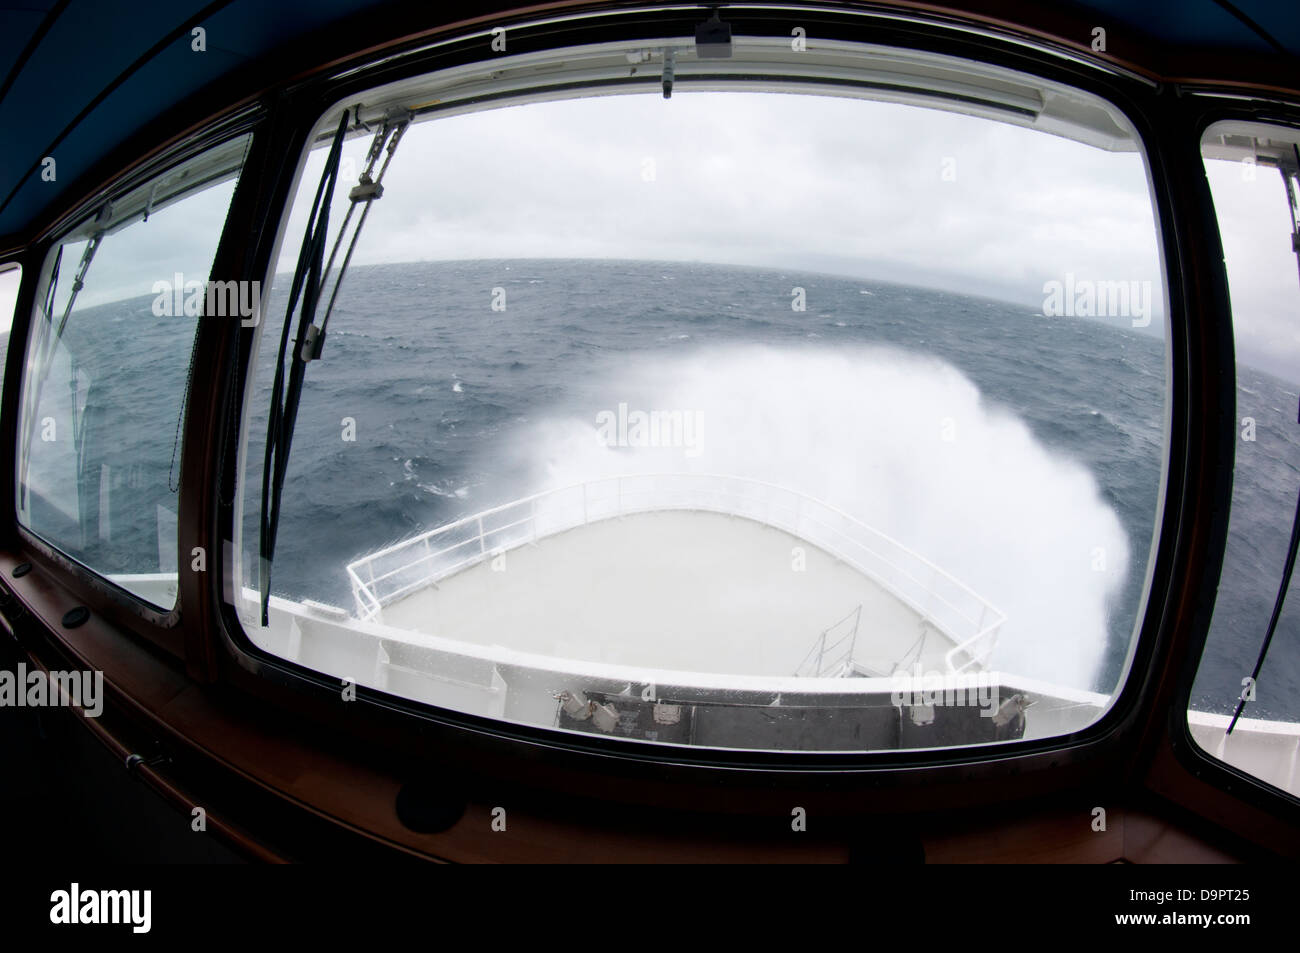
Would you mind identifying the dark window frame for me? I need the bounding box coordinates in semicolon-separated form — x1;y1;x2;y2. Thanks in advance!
0;111;263;662
212;10;1192;783
1163;101;1300;816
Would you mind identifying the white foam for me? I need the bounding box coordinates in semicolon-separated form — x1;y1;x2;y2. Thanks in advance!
507;344;1130;690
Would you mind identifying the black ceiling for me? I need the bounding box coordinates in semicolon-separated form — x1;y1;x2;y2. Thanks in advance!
0;0;1296;248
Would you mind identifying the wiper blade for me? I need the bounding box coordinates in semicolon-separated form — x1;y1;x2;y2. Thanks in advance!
18;231;102;510
259;112;350;626
1227;145;1300;734
1227;481;1300;733
258;110;409;625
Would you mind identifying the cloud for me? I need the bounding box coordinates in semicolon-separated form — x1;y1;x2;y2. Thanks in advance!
279;91;1164;314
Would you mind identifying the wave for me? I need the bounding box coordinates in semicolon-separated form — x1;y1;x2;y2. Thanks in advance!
498;343;1129;690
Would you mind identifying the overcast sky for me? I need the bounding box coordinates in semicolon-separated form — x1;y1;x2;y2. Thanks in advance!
281;91;1166;312
1204;156;1300;380
1;90;1296;379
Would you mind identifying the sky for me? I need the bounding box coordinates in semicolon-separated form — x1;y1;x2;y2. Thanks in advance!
280;91;1166;314
1204;156;1300;381
1;89;1296;378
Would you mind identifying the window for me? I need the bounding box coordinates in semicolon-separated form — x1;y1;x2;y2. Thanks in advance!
1191;122;1300;798
16;136;250;610
0;263;19;402
236;41;1169;753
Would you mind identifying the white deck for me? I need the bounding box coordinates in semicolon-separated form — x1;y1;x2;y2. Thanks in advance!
379;509;947;678
347;473;1007;678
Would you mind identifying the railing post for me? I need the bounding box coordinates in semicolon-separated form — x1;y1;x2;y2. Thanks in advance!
477;515;485;554
849;604;862;668
368;563;377;621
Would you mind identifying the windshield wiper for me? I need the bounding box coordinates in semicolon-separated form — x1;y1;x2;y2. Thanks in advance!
1228;145;1300;734
18;228;103;510
258;110;409;625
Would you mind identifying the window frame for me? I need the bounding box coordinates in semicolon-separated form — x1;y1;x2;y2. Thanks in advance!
214;9;1190;782
1;108;263;660
1159;103;1300;821
229;54;1174;762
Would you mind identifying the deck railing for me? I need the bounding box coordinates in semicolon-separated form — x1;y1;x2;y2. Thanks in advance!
345;472;1005;672
794;604;863;678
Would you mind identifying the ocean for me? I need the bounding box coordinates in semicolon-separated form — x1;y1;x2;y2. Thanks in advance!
8;257;1299;719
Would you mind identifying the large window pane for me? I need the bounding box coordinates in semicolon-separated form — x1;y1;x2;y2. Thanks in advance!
16;137;249;610
1191;122;1300;798
237;48;1168;753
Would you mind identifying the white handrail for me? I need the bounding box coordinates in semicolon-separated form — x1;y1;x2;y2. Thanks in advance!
794;604;863;677
345;472;1005;670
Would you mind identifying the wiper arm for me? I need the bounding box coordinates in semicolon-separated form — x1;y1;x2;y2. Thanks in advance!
315;112;408;353
258;110;409;625
18;230;103;510
1228;482;1300;733
1284;145;1300;291
1227;146;1300;734
259;113;349;625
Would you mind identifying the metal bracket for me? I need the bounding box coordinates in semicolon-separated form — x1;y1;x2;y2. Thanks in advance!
124;751;171;774
695;7;732;59
348;175;384;203
300;324;325;363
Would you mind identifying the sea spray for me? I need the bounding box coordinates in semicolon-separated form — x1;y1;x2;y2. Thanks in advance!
509;343;1129;690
